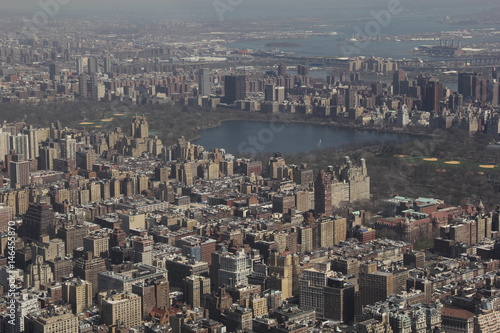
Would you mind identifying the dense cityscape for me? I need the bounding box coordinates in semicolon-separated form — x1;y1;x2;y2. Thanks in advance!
1;1;500;333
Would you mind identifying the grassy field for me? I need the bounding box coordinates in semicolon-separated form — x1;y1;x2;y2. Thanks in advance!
399;156;500;173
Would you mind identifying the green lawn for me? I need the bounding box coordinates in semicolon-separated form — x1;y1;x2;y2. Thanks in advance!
400;156;499;173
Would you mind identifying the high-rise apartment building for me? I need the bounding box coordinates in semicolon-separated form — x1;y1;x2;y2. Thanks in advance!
184;275;211;309
359;264;408;309
314;170;332;216
277;63;287;76
62;278;93;314
331;157;370;207
323;277;355;323
132;237;153;265
392;70;408;95
58;225;89;256
78;73;88;97
49;63;59;81
87;56;98;74
267;251;300;299
423;80;443;112
458;72;487;102
76;57;83;75
9;134;29;160
0;131;9;162
131;115;149;139
131;276;170;317
0;203;14;233
20;202;56;242
198;68;211;97
60;136;76;161
73;252;106;297
265;84;276;101
224;75;246;104
83;235;109;258
13;292;39;333
21;126;39;161
10;160;30;188
100;292;142;328
218;250;252;288
103;56;112;74
176;236;217;265
300;268;332;318
297;65;310;76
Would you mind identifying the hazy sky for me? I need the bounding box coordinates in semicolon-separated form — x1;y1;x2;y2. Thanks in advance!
0;0;498;20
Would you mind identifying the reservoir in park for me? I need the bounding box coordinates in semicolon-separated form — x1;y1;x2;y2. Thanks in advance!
193;120;419;155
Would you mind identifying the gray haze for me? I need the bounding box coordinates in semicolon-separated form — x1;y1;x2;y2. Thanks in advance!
0;0;498;20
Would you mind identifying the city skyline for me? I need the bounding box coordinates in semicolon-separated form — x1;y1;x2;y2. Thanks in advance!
0;0;499;332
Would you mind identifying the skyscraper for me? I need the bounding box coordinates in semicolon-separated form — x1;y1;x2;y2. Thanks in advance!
62;278;93;314
218;249;252;288
131;115;149;139
89;74;99;100
20;202;56;242
358;264;408;308
198;68;211;97
265;84;276;101
0;131;9;162
278;63;287;76
490;81;500;106
73;252;106;297
423;80;443;112
314;170;332;216
297;65;310;76
21;126;39;160
458;72;474;98
275;86;285;102
345;88;359;109
224;75;246;104
103;56;112;74
323;277;355;323
184;275;211;309
59;225;89;256
9;134;29;160
132;237;153;265
448;93;464;112
472;73;488;103
83;235;109;258
87;56;98;74
76;149;95;170
13;292;39;333
78;73;88;97
38;147;53;170
49;63;59;81
154;166;169;183
267;251;300;299
332;217;348;245
131;276;170;316
299;268;331;318
392;70;408;95
60;136;77;161
10;160;30;188
0;204;13;234
76;57;83;75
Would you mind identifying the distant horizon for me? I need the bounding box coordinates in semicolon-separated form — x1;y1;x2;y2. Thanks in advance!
0;0;498;20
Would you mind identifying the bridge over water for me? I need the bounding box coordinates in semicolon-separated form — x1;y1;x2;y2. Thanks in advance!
252;53;500;70
398;55;500;69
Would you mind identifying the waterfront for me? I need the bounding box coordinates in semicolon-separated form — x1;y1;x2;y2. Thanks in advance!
222;0;498;60
193;120;419;155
